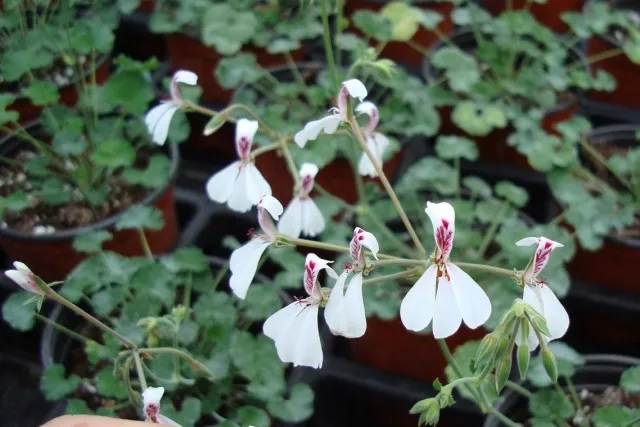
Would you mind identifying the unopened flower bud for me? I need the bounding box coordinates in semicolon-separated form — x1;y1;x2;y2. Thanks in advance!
495;332;511;361
495;353;512;393
517;344;530;380
525;305;551;338
410;397;436;415
171;305;189;324
417;401;440;426
476;332;499;368
542;347;558;383
513;299;526;318
373;59;397;77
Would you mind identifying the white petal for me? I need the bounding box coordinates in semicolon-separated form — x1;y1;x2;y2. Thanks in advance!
278;197;303;238
143;387;165;408
355;101;377;117
300;163;319;178
264;300;306;342
173;70;198;85
229;238;271;299
432;275;462;339
235;118;259;159
540;285;570;341
145;103;178;145
358;151;377;177
244;163;272;206
13;262;31;274
425;201;455;259
293;304;323;368
374;132;390;155
522;286;545;349
227;167;254;213
158;414;183;427
343;79;368;101
259;195;283;219
324;271;347;330
304;254;338;296
400;265;437;332
342;272;367;338
205;161;241;204
516;237;538;247
5;270;36;293
360;230;379;259
294;115;342;148
447;263;491;329
301;198;325;237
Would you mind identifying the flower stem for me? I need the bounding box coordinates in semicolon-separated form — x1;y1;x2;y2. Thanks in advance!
505;380;533;399
565;376;583;413
488;407;522;427
321;0;339;92
477;200;509;258
34;313;88;343
251;142;280;158
137;228;153;261
373;258;426;267
278;138;301;187
453;262;518;278
438;339;483;405
133;351;148;390
348;116;426;257
362;268;419;285
135;347;215;380
40;282;136;349
579;136;633;191
287;235;397;259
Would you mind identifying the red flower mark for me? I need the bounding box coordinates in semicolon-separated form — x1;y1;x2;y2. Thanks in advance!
435;220;453;262
304;260;317;295
343;262;353;272
246;228;256;238
301;174;314;195
533;242;554;275
145;404;159;423
237;136;251;160
350;228;364;262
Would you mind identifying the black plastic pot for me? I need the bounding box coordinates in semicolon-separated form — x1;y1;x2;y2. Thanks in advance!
483;354;640;427
0;123;180;282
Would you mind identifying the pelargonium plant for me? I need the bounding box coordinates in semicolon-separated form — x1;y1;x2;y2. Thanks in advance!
1;2;594;426
0;55;172;233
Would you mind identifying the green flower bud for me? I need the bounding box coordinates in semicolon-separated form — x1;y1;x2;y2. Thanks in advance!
495;332;511;361
171;305;189;324
475;332;499;368
525;305;551;337
436;388;455;409
410;398;436;415
495;353;512;393
542;347;558;383
513;299;526;318
412;398;440;426
517;344;530;380
373;58;397;77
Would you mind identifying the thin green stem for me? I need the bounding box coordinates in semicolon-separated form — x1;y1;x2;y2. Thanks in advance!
438;339;483;404
251;142;280;158
134;347;215;380
565;376;583;413
334;0;344;65
364;209;416;257
348;116;426;257
505;380;533;399
477;201;509;258
453;262;518;278
41;284;136;349
284;52;308;92
321;0;339;92
137;228;153;261
454;157;461;201
133;351;148;390
488;407;522;427
579;137;633;191
279;139;301;188
373;258;427;267
211;264;229;291
34;313;88;343
287;235;397;259
183;273;193;308
362;268;419;285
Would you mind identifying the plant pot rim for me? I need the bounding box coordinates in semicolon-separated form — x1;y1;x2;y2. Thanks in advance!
584;123;640;249
482;353;640;427
421;27;584;115
12;53;112;104
0;121;180;241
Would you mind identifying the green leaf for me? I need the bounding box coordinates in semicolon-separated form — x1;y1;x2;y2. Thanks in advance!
90;138;136;169
2;291;38;331
162;247;209;273
102;68;154;115
444;340;498;407
380;2;422;41
21;80;59;106
123;154;171;189
0;191;32;215
451;102;507;136
52;129;87;156
431;47;479;92
215;53;262;90
115;205;164;231
230;332;284;383
0;93;19;125
201;5;257;55
462;176;492;199
435;135;478;161
95;367;128;399
396;157;457;195
130;261;174;301
593;406;640;427
495;181;529;207
40;178;73;205
621;366;640;393
40;364;81;400
267;383;314;423
241;285;283;321
352;10;393;41
203;115;227;136
204;349;231;380
162;397;202;427
529;389;574;420
237;406;270;427
66;399;92;415
362;281;401;320
193;291;237;327
73;230;113;254
267;38;300;54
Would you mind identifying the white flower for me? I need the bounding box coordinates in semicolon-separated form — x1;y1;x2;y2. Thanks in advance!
324;227;379;338
142;387;181;426
145;70;197;145
229;195;283;299
400;202;492;338
515;236;569;350
263;254;338;369
278;163;325;238
5;262;40;294
355;102;390;178
206;118;271;213
294;79;368;148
